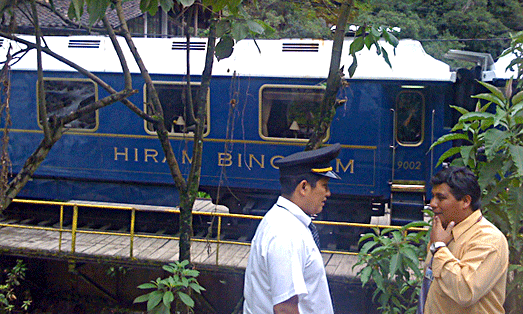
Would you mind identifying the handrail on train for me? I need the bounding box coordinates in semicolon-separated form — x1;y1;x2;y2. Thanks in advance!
1;199;428;264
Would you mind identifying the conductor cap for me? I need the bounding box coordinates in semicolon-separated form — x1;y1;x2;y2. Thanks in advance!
274;143;342;179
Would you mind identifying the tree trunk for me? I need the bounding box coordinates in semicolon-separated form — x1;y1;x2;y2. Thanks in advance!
306;0;352;150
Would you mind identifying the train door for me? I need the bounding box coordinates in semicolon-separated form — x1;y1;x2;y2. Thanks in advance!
390;87;429;224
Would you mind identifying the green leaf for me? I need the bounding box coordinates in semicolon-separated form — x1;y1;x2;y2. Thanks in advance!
359;240;377;254
231;22;249;41
140;0;159;15
429;133;471;151
509;145;523;176
360;266;372;285
348;56;358;78
247;20;265;35
511;90;523;108
184;269;200;277
215;36;235;61
476;81;506;103
216;19;231;38
402;221;429;230
133;293;151;304
189;282;206;293
86;0;110;26
162;291;174;308
137;282;157;289
381;47;392;68
385;31;399;47
177;291;195;307
70;0;84;21
458;112;492;123
449;104;470;115
435;146;461;167
178;0;195;6
484;128;509;159
147;290;163;311
350;37;365;55
389;253;401;278
159;0;174;12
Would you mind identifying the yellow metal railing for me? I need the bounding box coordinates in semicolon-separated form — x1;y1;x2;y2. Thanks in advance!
1;199;427;263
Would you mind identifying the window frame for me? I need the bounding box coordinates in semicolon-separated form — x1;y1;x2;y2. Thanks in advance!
36;77;99;132
143;81;211;137
394;89;425;147
258;84;329;142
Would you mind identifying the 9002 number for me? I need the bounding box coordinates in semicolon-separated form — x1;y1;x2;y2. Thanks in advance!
397;161;421;170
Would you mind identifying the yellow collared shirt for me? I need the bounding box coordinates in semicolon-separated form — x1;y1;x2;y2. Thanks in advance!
424;210;509;314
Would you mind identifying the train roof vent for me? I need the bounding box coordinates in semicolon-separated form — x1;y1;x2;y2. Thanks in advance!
0;38;3;47
172;41;207;51
282;42;319;52
68;39;101;48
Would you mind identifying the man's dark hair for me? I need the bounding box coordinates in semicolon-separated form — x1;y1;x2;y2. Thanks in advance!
280;173;321;196
430;166;481;210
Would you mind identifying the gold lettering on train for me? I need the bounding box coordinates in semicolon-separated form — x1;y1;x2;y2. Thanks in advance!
249;154;264;169
182;150;192;164
144;149;159;163
113;148;356;175
336;158;354;173
114;147;128;161
218;152;233;166
270;155;284;168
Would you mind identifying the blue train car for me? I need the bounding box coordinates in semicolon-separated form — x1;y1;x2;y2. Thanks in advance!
4;35;479;229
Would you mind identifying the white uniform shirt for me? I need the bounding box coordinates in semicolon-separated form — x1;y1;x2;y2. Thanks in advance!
243;196;334;314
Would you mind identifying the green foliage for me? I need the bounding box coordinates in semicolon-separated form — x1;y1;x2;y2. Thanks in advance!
354;221;429;314
134;260;205;314
346;25;399;77
430;34;523;310
500;31;523;90
0;260;32;313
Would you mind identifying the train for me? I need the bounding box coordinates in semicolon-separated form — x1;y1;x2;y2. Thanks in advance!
1;34;514;244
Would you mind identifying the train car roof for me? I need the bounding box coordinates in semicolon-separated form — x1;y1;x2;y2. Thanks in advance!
1;35;455;82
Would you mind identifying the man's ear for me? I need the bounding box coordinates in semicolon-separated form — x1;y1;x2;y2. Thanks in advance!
297;179;310;196
461;195;472;209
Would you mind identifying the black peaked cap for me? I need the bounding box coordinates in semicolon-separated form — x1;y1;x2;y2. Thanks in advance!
274;143;342;179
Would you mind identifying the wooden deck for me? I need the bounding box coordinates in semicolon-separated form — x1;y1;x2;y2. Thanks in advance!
0;198;363;282
0;225;361;281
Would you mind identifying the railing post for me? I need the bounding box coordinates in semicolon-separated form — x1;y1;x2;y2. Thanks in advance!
59;205;64;251
130;208;136;259
71;205;78;253
216;215;222;265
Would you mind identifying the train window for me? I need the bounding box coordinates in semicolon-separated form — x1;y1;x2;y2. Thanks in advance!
259;85;327;141
37;78;98;131
144;82;210;137
395;90;424;146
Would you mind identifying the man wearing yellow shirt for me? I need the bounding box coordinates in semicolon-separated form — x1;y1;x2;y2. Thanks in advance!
418;166;509;314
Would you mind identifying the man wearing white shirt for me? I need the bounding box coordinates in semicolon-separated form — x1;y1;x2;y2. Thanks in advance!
243;144;341;314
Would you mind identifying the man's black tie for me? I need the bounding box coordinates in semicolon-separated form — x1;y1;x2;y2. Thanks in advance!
308;222;321;250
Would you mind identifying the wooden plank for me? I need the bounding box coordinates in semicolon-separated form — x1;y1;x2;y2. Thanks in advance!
192;242;217;264
333;254;359;277
216;243;248;267
232;245;251;269
324;253;344;276
148;240;179;261
133;238;170;259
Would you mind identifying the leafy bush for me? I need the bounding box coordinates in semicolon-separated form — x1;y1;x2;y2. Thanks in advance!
0;260;32;313
134;260;205;314
354;221;429;314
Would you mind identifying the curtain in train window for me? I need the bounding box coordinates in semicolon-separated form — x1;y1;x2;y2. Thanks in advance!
37;78;98;130
260;86;325;140
395;91;424;145
145;82;209;136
